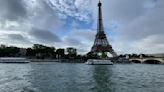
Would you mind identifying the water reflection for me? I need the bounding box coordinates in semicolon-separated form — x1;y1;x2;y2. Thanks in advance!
28;62;92;92
28;63;115;92
92;65;114;92
28;62;60;92
2;63;164;92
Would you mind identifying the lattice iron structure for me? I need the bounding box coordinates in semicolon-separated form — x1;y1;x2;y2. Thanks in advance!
91;1;117;57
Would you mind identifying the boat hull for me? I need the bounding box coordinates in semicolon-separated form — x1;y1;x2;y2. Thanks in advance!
0;57;30;63
85;59;113;65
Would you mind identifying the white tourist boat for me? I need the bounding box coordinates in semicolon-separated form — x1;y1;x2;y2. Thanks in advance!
0;57;30;63
85;59;113;65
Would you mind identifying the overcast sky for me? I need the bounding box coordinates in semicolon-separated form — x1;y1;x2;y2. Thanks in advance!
0;0;164;54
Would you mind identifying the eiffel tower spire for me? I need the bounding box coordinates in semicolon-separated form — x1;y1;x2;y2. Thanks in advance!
97;0;103;32
90;1;117;57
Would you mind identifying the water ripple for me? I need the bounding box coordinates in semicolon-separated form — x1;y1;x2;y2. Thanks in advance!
0;63;164;92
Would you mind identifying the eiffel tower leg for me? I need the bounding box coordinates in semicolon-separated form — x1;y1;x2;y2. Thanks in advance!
109;49;118;57
111;51;117;57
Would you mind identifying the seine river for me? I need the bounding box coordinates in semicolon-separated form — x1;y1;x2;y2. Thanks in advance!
0;62;164;92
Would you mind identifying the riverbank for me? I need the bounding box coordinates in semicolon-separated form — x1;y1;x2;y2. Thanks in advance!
28;58;132;64
28;59;86;63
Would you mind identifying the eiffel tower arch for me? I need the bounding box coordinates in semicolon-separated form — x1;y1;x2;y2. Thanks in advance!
90;1;117;57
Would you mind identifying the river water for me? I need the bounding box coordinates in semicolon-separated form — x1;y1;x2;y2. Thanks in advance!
0;62;164;92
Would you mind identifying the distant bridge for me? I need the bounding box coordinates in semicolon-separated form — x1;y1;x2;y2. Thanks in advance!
129;57;164;64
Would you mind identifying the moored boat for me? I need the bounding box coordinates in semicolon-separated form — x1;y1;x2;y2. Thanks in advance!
0;57;30;63
85;59;113;65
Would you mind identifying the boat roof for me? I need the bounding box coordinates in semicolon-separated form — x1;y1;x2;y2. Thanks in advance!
0;57;26;59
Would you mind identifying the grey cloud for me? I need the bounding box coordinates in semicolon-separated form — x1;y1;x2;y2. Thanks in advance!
105;0;145;21
91;0;158;28
77;47;89;54
64;38;82;46
29;0;63;31
71;29;96;42
7;34;31;44
0;32;32;47
116;0;164;41
138;35;164;47
103;0;158;23
0;0;27;21
63;29;96;54
0;0;63;31
0;0;64;46
29;28;61;44
131;34;164;54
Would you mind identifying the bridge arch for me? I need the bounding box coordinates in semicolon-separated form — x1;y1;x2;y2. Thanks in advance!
131;60;141;63
144;59;161;64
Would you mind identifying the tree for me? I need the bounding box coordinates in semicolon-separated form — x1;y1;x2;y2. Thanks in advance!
66;47;77;59
26;48;35;57
56;48;65;59
0;46;20;57
86;52;99;59
32;44;55;59
101;52;108;59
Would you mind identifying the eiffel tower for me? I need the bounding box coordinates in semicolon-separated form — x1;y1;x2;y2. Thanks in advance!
90;0;117;57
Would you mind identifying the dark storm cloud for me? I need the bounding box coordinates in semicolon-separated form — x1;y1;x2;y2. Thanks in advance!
29;28;61;43
0;0;27;21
